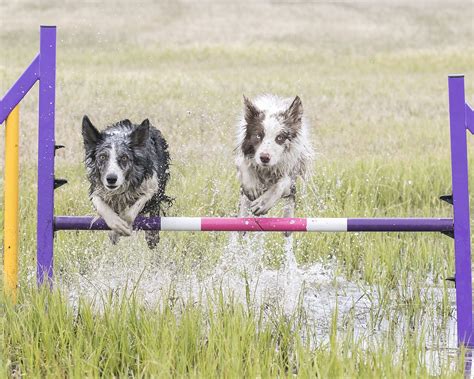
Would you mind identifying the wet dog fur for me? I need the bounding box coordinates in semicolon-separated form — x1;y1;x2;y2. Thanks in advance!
235;95;313;229
82;116;171;248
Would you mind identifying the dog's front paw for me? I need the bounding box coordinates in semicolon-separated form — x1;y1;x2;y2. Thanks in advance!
242;186;261;202
250;197;271;216
104;214;132;236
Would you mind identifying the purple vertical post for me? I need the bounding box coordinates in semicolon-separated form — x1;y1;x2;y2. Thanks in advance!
448;75;473;346
37;26;56;285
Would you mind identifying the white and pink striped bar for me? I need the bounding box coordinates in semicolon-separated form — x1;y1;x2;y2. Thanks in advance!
54;216;453;233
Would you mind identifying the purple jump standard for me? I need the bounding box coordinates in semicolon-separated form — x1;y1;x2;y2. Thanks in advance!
448;75;473;347
37;26;57;286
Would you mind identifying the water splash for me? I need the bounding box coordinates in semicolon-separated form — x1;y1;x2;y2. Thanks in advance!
56;233;460;374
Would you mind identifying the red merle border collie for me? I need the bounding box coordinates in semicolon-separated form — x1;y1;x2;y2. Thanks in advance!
235;95;313;228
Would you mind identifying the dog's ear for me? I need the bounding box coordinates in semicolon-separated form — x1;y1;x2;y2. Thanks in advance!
82;115;102;147
243;95;262;125
283;96;303;127
130;120;150;146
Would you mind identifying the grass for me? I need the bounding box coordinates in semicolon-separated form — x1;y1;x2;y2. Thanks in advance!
0;287;465;378
1;0;474;377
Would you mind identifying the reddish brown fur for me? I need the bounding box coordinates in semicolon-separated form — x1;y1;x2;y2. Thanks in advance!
280;96;303;135
241;96;266;157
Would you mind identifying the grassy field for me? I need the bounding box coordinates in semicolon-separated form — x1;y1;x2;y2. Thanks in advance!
1;0;474;377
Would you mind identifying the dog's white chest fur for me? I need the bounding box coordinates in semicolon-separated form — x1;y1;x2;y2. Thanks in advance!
93;173;159;213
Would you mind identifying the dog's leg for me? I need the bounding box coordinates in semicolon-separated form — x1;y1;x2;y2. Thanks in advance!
121;174;159;228
122;191;158;249
250;176;292;216
283;194;296;238
283;183;297;237
283;192;297;270
92;195;132;236
239;190;252;217
145;205;160;250
238;163;262;201
121;194;153;226
237;191;252;237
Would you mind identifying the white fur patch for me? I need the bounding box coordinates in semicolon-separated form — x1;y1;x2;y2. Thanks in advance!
255;115;286;166
103;144;125;189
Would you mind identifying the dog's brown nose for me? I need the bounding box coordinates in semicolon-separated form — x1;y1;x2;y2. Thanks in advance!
260;153;270;164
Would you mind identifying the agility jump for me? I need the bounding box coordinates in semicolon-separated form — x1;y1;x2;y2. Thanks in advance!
1;26;473;347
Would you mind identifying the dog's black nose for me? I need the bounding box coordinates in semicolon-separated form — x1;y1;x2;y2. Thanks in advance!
106;174;118;185
260;153;271;164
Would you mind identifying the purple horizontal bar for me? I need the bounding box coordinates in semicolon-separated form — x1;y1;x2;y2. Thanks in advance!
347;218;453;232
54;216;161;231
0;54;40;123
54;216;453;233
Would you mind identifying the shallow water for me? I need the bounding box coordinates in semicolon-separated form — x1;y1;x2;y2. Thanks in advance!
57;233;461;375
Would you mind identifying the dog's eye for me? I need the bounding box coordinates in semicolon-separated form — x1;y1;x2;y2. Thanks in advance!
98;154;107;161
256;134;262;140
121;156;128;163
276;135;285;142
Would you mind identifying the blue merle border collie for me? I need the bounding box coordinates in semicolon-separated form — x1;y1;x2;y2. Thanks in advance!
82;116;171;248
236;95;313;227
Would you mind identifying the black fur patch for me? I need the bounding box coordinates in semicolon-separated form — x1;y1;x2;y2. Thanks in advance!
130;119;150;147
82;115;102;150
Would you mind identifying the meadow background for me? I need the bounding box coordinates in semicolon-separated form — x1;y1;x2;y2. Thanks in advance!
1;0;474;377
